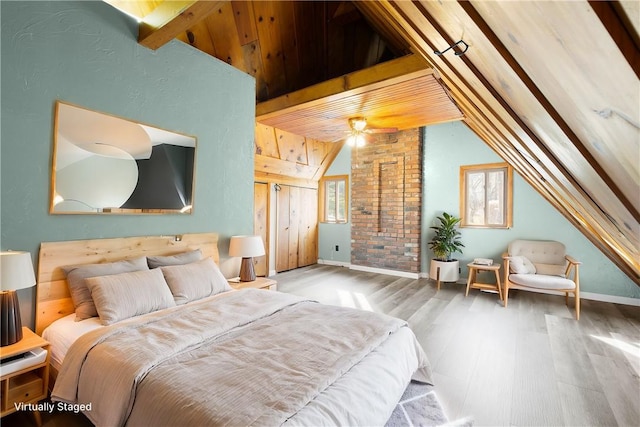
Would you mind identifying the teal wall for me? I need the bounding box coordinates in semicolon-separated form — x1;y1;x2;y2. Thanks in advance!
318;144;352;264
1;1;256;327
319;121;639;300
423;121;638;299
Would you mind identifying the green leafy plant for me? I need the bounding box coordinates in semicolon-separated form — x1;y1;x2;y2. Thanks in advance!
428;212;464;261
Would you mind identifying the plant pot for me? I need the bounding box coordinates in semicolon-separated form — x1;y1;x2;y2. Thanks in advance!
429;259;460;282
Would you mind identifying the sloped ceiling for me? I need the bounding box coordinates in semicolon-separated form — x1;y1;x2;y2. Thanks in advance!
104;0;639;284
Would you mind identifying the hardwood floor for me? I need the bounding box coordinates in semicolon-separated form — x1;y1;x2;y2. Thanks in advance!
274;264;640;427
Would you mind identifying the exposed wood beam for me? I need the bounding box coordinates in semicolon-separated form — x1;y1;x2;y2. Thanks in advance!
589;0;640;79
138;1;223;50
256;54;433;118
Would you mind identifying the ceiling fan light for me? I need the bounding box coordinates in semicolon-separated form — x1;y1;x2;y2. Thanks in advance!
351;117;367;132
355;134;366;147
346;135;356;146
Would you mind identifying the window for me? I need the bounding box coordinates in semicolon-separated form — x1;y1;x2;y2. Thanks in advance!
460;163;513;228
319;175;348;223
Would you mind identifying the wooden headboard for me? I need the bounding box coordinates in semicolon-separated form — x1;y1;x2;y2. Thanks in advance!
35;233;219;335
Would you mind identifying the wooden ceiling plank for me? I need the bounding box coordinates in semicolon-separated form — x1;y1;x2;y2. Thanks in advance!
231;0;258;46
105;0;163;20
202;2;246;69
466;0;639;220
252;1;288;99
139;1;224;50
177;19;217;57
589;0;640;79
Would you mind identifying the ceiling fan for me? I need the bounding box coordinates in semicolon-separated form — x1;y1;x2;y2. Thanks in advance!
345;117;397;147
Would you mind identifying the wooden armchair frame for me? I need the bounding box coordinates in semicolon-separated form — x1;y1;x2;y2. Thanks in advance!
503;253;581;320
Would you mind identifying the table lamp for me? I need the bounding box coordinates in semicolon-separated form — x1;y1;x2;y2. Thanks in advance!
229;236;265;282
1;251;36;346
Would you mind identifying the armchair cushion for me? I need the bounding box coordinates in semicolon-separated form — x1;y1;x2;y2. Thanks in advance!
508;256;536;274
508;240;566;264
509;273;576;290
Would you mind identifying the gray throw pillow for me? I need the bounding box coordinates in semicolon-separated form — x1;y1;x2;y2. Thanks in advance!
63;257;149;321
147;249;202;269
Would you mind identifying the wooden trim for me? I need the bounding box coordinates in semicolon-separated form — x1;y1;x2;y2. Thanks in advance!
35;233;219;335
138;1;223;50
318;174;349;223
459;162;513;229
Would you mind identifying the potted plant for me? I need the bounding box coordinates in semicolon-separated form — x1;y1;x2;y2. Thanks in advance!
428;212;464;283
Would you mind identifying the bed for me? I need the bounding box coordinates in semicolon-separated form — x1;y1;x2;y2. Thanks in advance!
36;233;432;426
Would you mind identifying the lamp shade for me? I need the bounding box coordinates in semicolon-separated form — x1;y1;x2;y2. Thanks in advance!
229;236;265;258
1;251;36;291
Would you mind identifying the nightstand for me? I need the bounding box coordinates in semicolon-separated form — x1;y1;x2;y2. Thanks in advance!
465;263;503;301
228;277;277;291
0;327;50;425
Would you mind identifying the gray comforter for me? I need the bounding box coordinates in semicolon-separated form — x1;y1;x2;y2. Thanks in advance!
52;289;431;426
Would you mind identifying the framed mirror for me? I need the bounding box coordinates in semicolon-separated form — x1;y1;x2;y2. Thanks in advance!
50;101;196;214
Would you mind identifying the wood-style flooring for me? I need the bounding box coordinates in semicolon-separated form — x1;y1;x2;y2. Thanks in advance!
275;264;640;427
4;264;639;426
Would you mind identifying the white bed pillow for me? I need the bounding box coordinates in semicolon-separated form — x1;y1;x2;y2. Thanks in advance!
508;255;537;274
147;250;202;269
63;257;149;321
85;268;176;325
160;258;232;305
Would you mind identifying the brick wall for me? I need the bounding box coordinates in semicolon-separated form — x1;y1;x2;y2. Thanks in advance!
351;128;422;273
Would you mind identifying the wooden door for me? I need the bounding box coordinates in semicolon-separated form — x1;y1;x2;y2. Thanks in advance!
276;185;291;272
288;186;300;269
254;182;269;276
275;184;318;272
298;187;318;267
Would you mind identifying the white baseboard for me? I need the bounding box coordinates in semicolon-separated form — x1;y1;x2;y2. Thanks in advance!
317;259;419;278
349;264;420;279
317;259;351;268
579;291;639;306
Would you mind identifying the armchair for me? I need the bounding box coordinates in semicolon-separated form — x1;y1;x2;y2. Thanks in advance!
502;239;581;319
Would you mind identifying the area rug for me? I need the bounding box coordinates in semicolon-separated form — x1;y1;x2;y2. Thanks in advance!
385;381;474;427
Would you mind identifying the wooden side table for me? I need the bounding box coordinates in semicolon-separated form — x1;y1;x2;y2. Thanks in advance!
0;327;50;426
228;276;277;291
465;263;503;301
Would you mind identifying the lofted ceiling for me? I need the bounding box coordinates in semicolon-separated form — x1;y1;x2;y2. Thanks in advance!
104;0;639;285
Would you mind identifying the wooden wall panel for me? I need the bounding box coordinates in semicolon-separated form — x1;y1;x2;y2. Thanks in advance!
255;123;280;157
275;128;308;164
254;122;343;186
